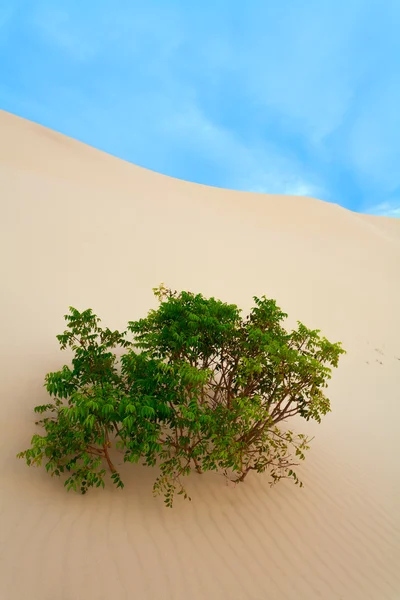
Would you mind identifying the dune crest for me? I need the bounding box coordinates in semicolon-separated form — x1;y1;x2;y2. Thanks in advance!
1;109;399;600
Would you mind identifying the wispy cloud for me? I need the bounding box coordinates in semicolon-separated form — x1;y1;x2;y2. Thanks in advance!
365;200;400;218
161;101;324;196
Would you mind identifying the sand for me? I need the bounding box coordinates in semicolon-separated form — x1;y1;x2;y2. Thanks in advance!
1;109;399;600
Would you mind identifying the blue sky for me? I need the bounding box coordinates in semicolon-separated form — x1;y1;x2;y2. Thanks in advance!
1;1;400;216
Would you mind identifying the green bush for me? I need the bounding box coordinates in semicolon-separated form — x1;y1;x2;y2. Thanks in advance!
17;308;129;493
18;285;345;506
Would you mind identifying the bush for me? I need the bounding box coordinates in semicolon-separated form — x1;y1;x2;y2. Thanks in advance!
18;285;345;506
17;308;129;493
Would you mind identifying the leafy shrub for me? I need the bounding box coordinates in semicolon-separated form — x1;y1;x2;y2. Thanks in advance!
18;285;345;506
17;308;129;493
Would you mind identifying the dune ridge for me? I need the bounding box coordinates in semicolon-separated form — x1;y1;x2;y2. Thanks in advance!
1;109;399;600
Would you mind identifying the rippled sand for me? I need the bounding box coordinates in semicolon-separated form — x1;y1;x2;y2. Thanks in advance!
1;109;399;600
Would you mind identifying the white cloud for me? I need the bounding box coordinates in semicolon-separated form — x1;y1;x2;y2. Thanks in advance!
281;181;321;198
163;102;323;197
365;201;400;218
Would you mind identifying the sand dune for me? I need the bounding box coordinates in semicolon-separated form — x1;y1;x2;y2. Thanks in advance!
1;109;399;600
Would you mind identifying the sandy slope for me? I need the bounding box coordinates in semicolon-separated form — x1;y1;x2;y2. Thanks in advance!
1;109;399;600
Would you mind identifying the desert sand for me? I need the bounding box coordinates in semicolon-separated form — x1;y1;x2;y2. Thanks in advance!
1;109;399;600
